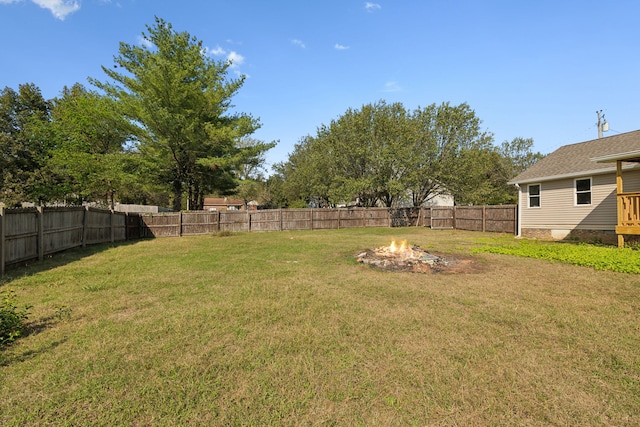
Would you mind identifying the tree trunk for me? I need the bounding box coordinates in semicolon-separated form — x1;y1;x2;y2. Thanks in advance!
197;192;204;211
172;180;183;211
186;182;203;210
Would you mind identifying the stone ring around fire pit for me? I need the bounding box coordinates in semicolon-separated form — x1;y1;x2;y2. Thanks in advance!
356;240;480;274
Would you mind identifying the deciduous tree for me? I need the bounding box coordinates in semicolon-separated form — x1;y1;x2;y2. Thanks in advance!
0;83;53;206
403;102;494;206
48;84;140;207
321;101;412;207
276;101;541;208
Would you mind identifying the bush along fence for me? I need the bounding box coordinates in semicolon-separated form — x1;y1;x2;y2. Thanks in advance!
0;205;516;274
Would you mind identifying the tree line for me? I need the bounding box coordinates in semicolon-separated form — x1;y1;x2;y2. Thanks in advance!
1;17;274;211
269;101;543;208
1;17;542;211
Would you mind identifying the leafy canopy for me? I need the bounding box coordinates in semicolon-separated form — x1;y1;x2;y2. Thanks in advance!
48;84;140;207
92;17;269;210
0;83;52;206
274;101;539;207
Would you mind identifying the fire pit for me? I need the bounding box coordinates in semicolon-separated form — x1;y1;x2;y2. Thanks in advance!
356;240;477;274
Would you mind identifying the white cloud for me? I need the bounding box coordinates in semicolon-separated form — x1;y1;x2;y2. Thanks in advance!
207;45;227;56
32;0;80;20
291;39;306;49
227;51;245;67
227;51;247;77
382;81;402;92
0;0;81;19
100;0;121;6
365;2;381;12
204;45;247;77
334;43;349;50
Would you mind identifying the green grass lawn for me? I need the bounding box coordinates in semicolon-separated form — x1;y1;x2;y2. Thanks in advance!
1;228;639;426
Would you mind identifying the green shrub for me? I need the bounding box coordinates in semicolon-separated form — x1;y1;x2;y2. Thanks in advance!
0;289;30;347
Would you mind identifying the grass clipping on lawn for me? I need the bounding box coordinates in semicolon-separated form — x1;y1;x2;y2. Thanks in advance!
0;228;639;426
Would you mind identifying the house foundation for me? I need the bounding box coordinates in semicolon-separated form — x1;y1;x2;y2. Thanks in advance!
521;228;619;245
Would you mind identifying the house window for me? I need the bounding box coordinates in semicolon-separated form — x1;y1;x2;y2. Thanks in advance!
575;178;591;205
528;184;540;208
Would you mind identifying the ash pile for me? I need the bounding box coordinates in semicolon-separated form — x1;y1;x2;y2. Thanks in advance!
356;241;455;274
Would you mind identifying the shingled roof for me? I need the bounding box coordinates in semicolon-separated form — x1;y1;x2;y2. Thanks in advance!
509;129;640;184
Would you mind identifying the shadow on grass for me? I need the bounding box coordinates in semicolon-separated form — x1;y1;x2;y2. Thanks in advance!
0;314;68;366
0;238;150;284
0;338;67;366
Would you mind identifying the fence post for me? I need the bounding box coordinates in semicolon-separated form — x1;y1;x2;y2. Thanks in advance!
310;208;314;231
452;206;456;230
279;208;283;231
247;209;251;232
124;212;130;240
482;206;486;232
37;206;44;261
0;207;5;276
110;209;115;243
82;207;89;248
178;211;183;237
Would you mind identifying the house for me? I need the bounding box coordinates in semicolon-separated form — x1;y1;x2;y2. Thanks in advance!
203;197;253;211
114;203;172;213
509;130;640;247
421;193;454;207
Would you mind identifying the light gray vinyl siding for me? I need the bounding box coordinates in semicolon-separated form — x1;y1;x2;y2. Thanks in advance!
521;173;617;230
621;169;640;192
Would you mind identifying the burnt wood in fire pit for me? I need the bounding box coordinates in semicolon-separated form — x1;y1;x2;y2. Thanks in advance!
356;245;476;274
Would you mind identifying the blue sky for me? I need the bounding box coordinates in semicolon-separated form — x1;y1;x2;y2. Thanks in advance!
2;0;640;172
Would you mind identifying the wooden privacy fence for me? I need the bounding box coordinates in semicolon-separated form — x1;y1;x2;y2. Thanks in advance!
0;206;132;274
135;205;516;235
137;207;426;237
1;205;516;274
421;205;517;233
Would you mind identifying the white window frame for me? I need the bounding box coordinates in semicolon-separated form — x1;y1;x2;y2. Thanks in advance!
575;177;592;206
528;183;541;208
